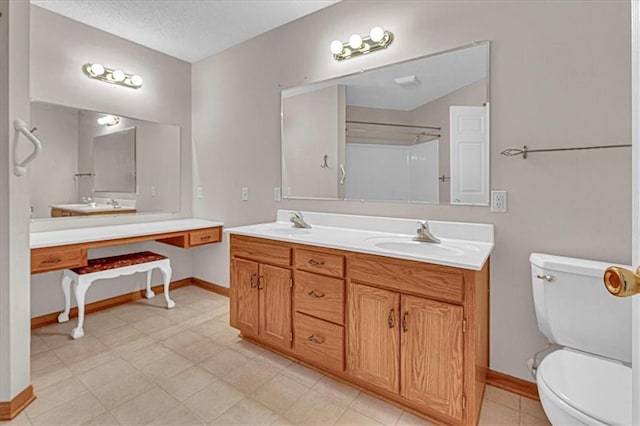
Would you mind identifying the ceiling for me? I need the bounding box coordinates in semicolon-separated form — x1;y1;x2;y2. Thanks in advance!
30;0;338;63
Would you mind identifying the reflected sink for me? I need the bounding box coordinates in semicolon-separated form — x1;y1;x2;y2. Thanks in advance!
365;236;479;257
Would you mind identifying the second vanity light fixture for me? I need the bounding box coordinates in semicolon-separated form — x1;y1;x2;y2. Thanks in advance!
83;63;143;89
330;27;393;61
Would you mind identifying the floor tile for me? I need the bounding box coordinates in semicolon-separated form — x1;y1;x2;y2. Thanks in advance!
154;365;216;401
335;408;383;425
520;412;552;425
82;412;120;425
63;350;117;375
222;359;279;395
146;405;205;425
212;398;279;425
254;350;293;370
227;339;266;359
6;411;31;426
350;393;403;425
26;376;89;418
252;374;310;414
138;351;194;382
182;380;245;423
31;362;74;391
280;362;324;387
30;335;49;356
396;411;434;426
199;348;250;378
111;387;181;425
77;358;138;388
52;335;109;364
283;389;347;426
520;397;547;420
30;392;105;426
312;375;360;406
173;338;224;362
90;372;155;409
479;399;521;425
484;385;520;411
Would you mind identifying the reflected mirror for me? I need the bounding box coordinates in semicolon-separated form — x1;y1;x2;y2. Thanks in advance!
30;101;181;219
281;41;490;205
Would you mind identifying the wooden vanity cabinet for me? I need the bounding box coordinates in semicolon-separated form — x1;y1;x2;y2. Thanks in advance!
229;234;489;426
230;236;293;351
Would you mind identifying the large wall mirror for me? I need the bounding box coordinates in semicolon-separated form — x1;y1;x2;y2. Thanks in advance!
30;101;181;220
281;41;490;205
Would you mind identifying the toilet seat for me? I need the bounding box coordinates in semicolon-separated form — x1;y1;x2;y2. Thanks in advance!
537;349;631;426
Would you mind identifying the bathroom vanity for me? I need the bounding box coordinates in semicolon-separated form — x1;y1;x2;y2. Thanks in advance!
226;211;493;425
50;204;137;217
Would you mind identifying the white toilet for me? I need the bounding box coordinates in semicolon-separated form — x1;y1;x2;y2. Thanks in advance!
530;253;633;425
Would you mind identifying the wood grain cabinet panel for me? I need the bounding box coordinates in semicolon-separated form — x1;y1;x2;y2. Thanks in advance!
347;283;400;393
189;228;222;246
401;295;464;421
295;248;344;277
31;247;87;274
230;258;259;337
294;270;344;324
232;236;291;267
259;264;292;350
294;312;344;372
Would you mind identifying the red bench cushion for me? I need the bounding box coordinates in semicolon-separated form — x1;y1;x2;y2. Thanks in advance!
71;251;167;275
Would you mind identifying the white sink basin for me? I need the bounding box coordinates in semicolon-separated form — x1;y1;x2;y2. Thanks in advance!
365;236;479;257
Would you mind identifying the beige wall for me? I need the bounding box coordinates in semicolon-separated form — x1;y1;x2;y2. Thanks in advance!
29;6;194;318
192;0;631;381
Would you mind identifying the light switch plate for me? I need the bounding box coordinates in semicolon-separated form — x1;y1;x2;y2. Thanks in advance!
241;187;249;201
491;190;507;213
273;187;281;202
196;186;204;199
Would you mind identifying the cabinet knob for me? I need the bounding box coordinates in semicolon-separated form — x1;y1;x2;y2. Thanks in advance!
308;290;325;298
257;276;265;290
42;257;62;265
402;312;408;332
387;309;395;328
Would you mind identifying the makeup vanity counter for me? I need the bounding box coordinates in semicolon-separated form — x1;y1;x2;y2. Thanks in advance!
30;218;223;274
225;211;493;425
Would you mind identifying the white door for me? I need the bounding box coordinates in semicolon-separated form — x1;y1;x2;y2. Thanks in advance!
449;105;489;205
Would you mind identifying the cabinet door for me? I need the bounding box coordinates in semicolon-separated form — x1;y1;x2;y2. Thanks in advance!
230;258;259;336
347;283;400;393
400;295;464;420
259;264;292;350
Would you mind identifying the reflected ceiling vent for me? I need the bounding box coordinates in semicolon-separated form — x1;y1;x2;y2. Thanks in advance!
394;75;420;87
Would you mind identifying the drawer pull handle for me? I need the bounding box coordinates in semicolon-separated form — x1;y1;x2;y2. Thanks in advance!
388;309;395;328
402;312;409;332
250;273;258;289
257;276;265;290
42;257;62;265
308;259;325;266
308;335;325;344
200;235;212;241
308;290;325;298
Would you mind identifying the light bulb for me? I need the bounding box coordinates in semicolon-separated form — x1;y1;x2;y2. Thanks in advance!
112;70;125;82
330;40;344;55
97;115;120;126
89;63;105;76
130;74;143;87
348;34;363;49
370;26;384;43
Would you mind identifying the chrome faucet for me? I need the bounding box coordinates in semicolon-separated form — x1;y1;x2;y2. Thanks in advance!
414;221;441;243
290;211;311;229
81;196;96;207
108;198;121;209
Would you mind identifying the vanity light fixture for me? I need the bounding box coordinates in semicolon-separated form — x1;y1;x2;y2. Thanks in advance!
83;63;143;89
330;27;393;61
97;115;120;127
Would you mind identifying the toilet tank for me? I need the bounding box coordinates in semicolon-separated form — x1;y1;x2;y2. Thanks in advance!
530;253;632;364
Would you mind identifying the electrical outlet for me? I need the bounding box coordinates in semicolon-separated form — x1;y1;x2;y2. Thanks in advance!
151;186;157;197
196;186;204;199
242;187;249;201
273;186;281;202
491;190;507;213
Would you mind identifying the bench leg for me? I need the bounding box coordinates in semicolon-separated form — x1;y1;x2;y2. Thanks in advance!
159;263;175;309
71;277;91;339
58;272;73;323
145;270;155;299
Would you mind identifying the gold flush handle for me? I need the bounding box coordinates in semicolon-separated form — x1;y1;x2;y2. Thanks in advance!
603;266;640;297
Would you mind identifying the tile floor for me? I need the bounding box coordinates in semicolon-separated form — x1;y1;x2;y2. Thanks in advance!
10;286;550;425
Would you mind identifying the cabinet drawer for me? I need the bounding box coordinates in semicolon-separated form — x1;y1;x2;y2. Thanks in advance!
189;227;222;246
294;312;344;372
231;236;291;267
350;253;464;304
31;247;87;274
295;248;344;277
295;271;344;324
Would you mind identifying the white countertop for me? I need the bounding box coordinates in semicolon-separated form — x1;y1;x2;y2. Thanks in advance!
31;218;224;249
225;211;493;271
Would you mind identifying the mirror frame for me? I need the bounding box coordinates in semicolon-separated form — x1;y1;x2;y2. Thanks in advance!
280;40;491;205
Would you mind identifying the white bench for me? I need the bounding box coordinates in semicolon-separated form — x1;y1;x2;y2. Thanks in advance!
57;251;174;339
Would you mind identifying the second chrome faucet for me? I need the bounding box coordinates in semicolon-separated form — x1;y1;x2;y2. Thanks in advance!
414;220;440;243
290;211;312;229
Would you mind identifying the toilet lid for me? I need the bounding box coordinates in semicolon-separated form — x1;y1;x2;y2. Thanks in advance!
538;349;632;426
